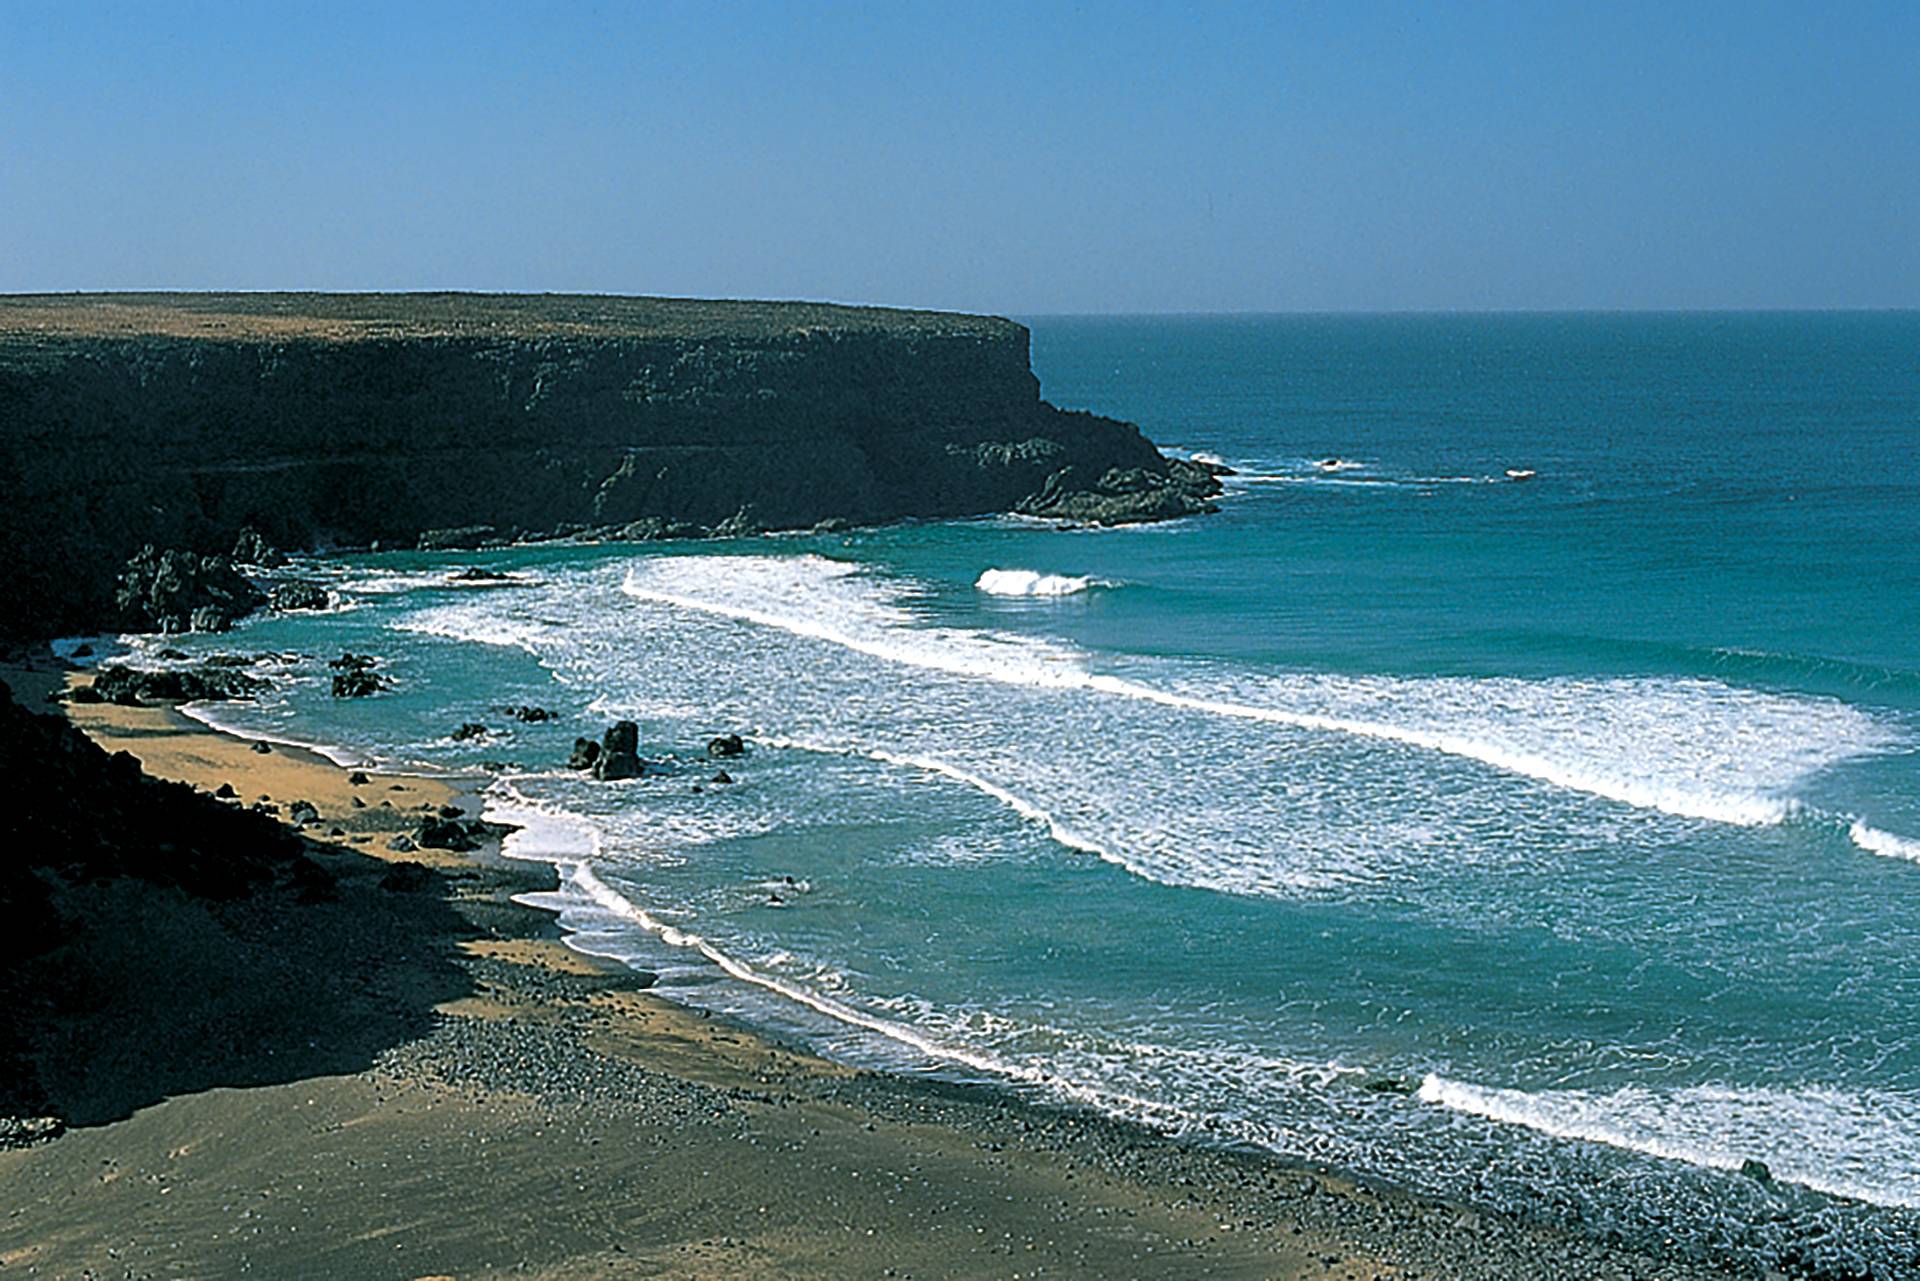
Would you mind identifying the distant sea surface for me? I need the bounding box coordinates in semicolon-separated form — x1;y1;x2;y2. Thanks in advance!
130;315;1920;1273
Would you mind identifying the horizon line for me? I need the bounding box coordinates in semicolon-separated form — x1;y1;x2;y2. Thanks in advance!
2;288;1914;319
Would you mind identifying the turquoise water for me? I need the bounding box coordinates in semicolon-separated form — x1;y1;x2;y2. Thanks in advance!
118;315;1919;1274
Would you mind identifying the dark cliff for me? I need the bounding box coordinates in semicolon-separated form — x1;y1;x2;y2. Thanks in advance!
0;293;1216;640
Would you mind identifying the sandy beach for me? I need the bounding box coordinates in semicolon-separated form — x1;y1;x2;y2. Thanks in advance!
0;657;1738;1280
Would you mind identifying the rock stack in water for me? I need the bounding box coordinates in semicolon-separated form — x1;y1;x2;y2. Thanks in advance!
592;721;643;781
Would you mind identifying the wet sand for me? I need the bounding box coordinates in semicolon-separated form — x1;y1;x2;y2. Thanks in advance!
0;661;1737;1280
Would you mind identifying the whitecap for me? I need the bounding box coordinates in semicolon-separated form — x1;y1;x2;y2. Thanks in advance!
975;568;1104;597
1848;820;1920;864
619;555;1893;831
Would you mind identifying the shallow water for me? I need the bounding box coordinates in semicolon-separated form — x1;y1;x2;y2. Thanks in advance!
140;314;1920;1274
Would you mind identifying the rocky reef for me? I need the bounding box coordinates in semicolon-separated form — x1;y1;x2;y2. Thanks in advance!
0;293;1219;640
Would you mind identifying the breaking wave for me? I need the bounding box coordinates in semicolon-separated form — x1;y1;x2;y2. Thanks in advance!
620;555;1895;831
976;568;1106;597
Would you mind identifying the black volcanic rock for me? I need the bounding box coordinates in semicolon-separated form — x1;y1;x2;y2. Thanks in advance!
269;581;331;611
593;720;643;781
231;527;288;568
567;737;600;771
331;669;390;698
91;664;266;705
706;733;746;758
0;293;1214;641
1016;460;1222;525
112;547;266;634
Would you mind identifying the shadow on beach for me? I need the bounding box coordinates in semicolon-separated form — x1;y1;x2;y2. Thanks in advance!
0;676;476;1130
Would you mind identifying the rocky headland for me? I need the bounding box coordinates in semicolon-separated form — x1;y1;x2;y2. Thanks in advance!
0;292;1221;641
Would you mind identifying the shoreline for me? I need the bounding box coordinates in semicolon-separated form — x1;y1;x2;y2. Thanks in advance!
0;654;1741;1279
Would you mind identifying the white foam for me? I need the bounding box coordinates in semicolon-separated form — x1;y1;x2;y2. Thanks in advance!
976;568;1104;597
1080;674;1820;828
334;568;532;595
395;606;549;655
757;735;1109;857
1418;1074;1920;1209
1849;820;1920;864
619;555;1892;830
485;776;605;862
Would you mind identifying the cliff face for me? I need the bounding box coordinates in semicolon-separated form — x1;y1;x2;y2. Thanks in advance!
0;294;1216;640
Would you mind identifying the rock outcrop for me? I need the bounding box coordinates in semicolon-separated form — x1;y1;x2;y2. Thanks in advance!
0;293;1220;640
112;547;267;634
328;653;390;698
593;721;643;781
89;664;267;705
269;581;331;612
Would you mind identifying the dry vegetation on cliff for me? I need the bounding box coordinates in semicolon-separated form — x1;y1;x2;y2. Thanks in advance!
0;291;1019;348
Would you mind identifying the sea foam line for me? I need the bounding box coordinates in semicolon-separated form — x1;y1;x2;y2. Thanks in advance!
1417;1074;1920;1210
483;776;1360;1142
484;779;1181;1118
621;568;1809;827
754;734;1109;857
175;700;368;768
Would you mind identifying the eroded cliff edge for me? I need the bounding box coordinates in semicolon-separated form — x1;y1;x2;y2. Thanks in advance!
0;293;1218;639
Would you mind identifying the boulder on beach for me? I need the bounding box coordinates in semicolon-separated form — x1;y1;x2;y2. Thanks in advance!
413;814;508;852
91;664;267;705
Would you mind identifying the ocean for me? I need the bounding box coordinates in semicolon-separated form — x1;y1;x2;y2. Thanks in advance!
107;313;1920;1274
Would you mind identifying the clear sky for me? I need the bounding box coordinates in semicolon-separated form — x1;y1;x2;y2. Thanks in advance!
3;1;1915;312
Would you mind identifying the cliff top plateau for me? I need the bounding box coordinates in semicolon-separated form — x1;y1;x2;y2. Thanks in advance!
0;291;1018;348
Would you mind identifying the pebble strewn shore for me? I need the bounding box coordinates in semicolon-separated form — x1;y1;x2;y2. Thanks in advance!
0;664;1742;1279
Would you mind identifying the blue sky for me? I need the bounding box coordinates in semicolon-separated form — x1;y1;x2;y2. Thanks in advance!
3;1;1915;311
